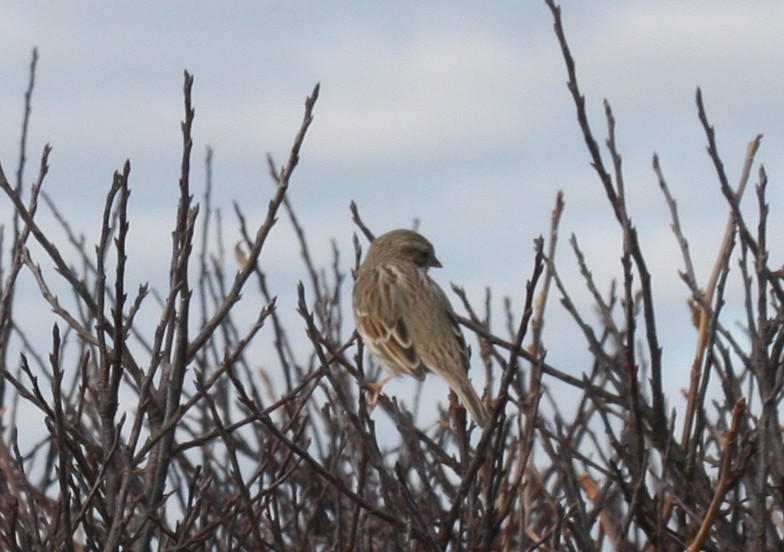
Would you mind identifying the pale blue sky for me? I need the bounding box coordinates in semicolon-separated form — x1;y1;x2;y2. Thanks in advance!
2;2;783;424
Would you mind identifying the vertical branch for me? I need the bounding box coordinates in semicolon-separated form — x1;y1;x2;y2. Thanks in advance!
681;109;762;454
14;48;39;221
514;192;563;548
544;1;617;212
685;398;746;552
0;48;38;407
524;193;563;456
0;145;51;407
96;164;128;514
135;72;197;552
49;326;75;552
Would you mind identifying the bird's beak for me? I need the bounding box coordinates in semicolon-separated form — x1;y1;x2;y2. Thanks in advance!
429;256;442;268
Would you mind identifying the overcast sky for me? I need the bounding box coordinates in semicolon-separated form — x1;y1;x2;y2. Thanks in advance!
2;2;783;425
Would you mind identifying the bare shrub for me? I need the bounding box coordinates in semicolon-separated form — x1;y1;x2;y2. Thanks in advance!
0;3;781;551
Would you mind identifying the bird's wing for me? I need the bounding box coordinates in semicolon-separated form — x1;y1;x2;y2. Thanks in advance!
415;280;470;370
354;265;427;379
413;279;489;427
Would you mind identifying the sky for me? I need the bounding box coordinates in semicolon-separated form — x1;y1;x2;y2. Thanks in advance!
1;2;783;429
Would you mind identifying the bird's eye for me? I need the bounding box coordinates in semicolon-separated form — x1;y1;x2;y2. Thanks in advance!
403;245;430;266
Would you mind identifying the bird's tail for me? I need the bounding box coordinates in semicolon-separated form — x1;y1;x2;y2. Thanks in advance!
451;379;490;428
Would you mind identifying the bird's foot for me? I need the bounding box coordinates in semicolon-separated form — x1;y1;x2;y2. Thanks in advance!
366;375;394;409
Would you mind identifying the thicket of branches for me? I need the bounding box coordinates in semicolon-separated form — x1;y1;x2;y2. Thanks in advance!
0;3;782;551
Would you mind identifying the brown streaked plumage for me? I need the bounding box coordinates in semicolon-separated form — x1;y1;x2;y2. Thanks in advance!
352;229;490;428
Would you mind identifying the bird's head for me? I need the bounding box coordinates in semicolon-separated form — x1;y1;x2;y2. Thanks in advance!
364;229;442;270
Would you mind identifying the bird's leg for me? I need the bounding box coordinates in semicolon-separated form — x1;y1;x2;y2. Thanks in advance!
367;375;394;409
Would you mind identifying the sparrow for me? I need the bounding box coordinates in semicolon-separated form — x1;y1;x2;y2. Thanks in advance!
352;228;490;428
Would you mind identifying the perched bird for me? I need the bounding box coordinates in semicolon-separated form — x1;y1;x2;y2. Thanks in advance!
352;229;490;428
